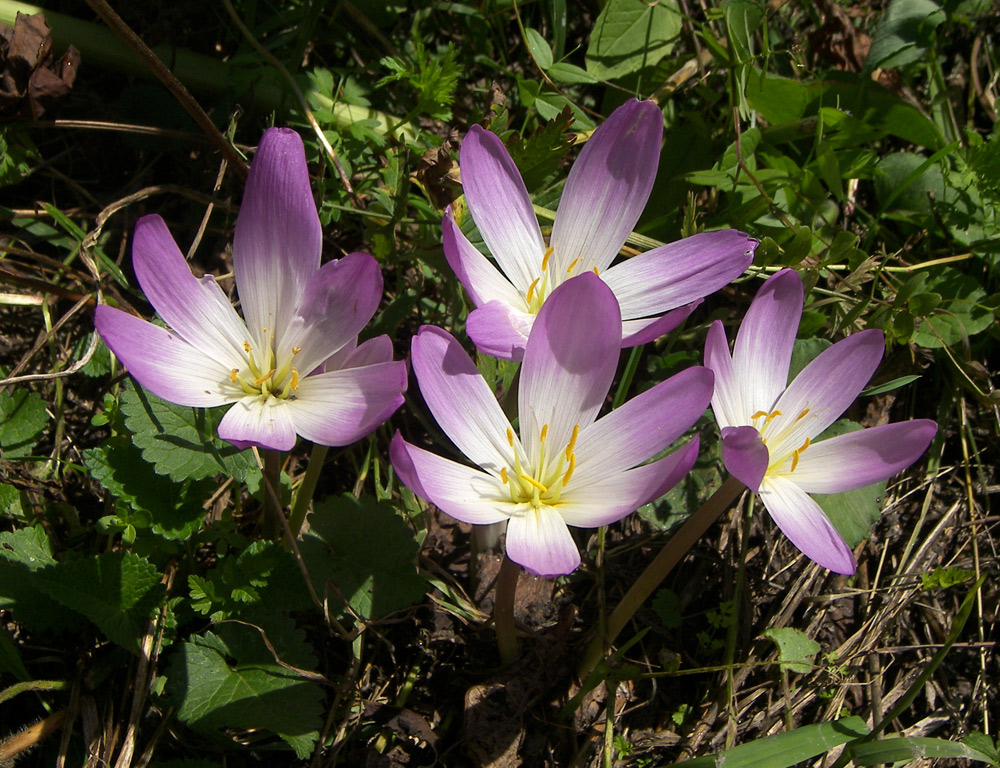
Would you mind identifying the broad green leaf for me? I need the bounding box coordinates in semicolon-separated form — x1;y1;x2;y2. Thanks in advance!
850;735;996;765
546;62;598;85
874;151;946;215
0;526;73;633
723;0;765;64
84;437;213;540
788;338;832;382
300;494;425;620
0;388;48;459
0;483;27;521
166;616;323;758
910;267;993;348
524;28;553;70
32;552;165;653
673;716;870;767
812;421;887;547
120;381;255;482
864;0;945;74
585;0;682;80
761;627;821;674
534;91;594;129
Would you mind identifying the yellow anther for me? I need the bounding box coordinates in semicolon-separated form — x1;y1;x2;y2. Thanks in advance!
521;475;548;493
292;346;301;355
562;453;576;486
243;341;252;352
542;246;553;271
526;277;541;303
566;257;582;274
507;427;515;447
790;453;800;473
798;437;811;453
565;424;580;460
764;409;782;426
540;424;548;443
263;327;269;334
500;467;509;484
290;368;300;390
795;408;811;422
230;369;239;383
252;369;275;387
593;267;599;276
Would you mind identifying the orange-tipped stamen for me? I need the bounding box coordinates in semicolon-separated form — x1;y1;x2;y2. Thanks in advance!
500;467;509;484
540;424;548;443
290;369;300;390
566;257;582;274
562;453;576;486
507;427;515;447
521;475;548;493
565;424;580;460
252;369;275;387
230;369;239;383
542;246;553;271
526;277;541;304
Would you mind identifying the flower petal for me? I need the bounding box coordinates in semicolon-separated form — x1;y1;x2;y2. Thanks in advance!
601;230;755;319
518;274;621;465
443;209;528;308
389;433;511;524
574;366;713;477
562;439;700;527
95;305;231;407
721;425;769;493
130;215;248;368
277;252;383;374
759;475;857;574
550;100;663;273
621;303;699;348
233;127;322;343
343;335;396;368
283;360;406;446
505;506;580;577
791;420;937;493
461;126;545;291
732;269;803;417
217;396;297;451
465;300;534;361
411;325;516;473
768;329;884;455
704;320;743;430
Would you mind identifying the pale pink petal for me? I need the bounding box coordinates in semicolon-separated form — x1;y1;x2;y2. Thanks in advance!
233;127;322;343
461;126;545;291
704;320;744;430
601;230;755;319
130;215;247;368
573;367;713;477
411;326;516;473
621;303;699;347
390;433;511;525
217;396;297;452
562;440;700;526
732;269;803;416
465;301;534;361
342;335;396;368
759;475;857;574
721;425;769;493
791;420;937;493
550;100;663;273
518;274;621;466
443;209;528;307
505;506;580;577
95;306;231;407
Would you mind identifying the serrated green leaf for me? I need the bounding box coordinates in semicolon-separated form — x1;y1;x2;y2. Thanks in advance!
84;437;212;540
166;616;323;757
120;381;255;482
32;552;165;653
0;388;48;459
525;27;553;70
585;0;682;80
72;332;112;378
300;494;425;620
0;527;74;633
0;483;27;521
910;266;993;348
673;716;870;767
762;627;821;674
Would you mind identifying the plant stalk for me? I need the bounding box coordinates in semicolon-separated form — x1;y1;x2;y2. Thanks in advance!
288;443;329;539
495;555;521;664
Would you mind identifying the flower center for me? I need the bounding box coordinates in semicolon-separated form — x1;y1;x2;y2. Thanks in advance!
500;423;579;508
230;335;301;401
525;246;599;315
752;407;816;475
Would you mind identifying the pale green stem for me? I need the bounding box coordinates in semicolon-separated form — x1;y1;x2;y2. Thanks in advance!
495;555;521;664
262;449;283;540
288;443;328;539
578;475;745;680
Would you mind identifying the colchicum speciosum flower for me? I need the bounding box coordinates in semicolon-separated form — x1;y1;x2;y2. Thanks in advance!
704;269;937;574
444;98;757;360
391;273;713;577
95;127;407;451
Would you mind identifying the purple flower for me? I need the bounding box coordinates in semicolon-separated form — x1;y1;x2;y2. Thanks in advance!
704;269;937;574
391;273;713;577
95;128;407;452
445;99;757;360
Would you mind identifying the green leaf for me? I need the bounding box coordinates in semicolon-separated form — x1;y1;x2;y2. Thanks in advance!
860;375;921;397
585;0;682;80
84;437;213;540
32;552;165;653
120;381;255;482
546;62;598;84
0;526;74;633
850;735;996;765
534;92;594;129
761;627;821;674
300;494;425;620
166;616;324;757
0;628;30;681
0;388;48;459
652;588;682;629
788;338;832;382
672;716;870;767
723;0;765;64
812;421;887;547
910;266;994;348
864;0;945;74
525;28;553;70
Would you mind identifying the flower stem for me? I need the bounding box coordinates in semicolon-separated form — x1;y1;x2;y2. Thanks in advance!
262;449;283;540
578;475;745;680
495;555;521;664
288;443;328;539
